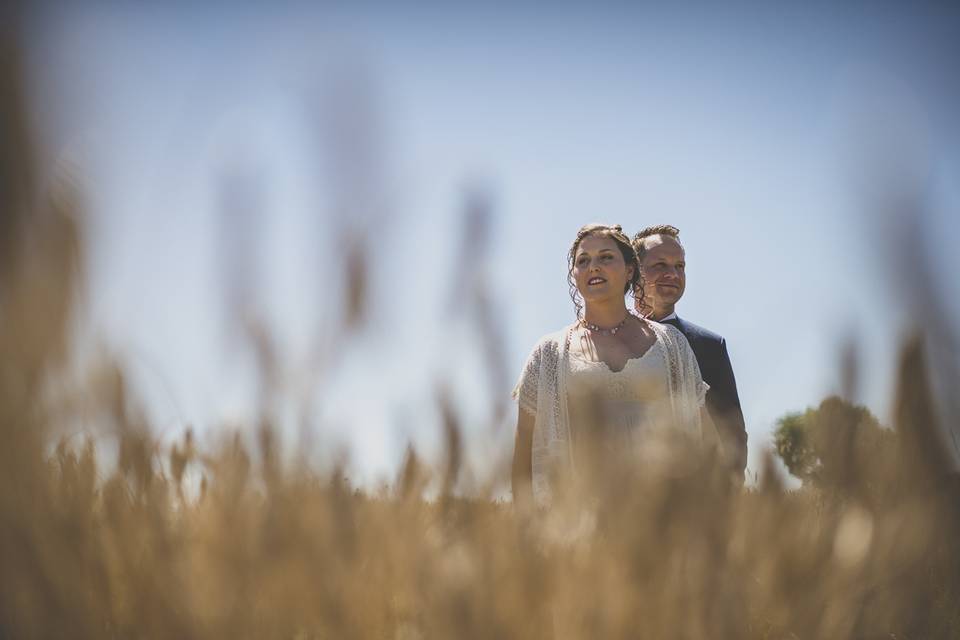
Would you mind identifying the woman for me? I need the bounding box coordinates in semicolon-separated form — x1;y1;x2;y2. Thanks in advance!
512;223;710;508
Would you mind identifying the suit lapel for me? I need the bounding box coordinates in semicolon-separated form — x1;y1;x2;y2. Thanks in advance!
662;316;683;332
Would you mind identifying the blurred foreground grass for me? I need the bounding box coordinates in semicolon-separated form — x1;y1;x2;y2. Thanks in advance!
2;24;960;640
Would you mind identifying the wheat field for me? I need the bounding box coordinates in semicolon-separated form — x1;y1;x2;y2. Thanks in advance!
2;21;960;640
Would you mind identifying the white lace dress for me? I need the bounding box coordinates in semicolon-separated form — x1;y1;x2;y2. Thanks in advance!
514;319;708;506
566;341;672;463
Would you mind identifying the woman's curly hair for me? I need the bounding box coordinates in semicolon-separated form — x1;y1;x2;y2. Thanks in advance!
567;223;643;320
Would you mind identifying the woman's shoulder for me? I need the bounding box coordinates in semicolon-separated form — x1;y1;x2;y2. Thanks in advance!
523;325;576;361
532;324;576;347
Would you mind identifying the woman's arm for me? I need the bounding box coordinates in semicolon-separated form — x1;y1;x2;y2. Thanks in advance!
512;406;534;511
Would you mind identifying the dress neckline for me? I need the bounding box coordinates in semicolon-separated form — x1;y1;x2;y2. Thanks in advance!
569;338;660;373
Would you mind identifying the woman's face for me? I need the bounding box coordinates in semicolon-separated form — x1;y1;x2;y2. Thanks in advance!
572;234;634;306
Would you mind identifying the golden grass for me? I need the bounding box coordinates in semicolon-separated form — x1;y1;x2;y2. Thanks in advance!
2;24;959;640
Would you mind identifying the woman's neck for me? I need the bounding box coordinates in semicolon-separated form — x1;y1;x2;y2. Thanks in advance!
582;301;629;329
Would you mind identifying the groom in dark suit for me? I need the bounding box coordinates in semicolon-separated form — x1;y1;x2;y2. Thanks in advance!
632;225;748;478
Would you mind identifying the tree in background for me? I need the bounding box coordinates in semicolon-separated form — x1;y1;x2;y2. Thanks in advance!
773;396;899;492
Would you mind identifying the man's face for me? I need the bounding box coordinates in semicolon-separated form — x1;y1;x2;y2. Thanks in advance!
640;235;686;312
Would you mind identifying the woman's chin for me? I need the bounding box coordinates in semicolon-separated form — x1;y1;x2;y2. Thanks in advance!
581;287;616;302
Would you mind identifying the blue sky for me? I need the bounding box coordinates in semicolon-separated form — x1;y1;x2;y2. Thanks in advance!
26;2;960;485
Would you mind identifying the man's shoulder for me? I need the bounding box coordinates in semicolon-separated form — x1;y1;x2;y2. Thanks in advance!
674;317;725;345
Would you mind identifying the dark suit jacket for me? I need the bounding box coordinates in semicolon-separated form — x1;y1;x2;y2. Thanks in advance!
662;316;747;473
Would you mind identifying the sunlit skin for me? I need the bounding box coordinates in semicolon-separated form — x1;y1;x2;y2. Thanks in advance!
636;234;686;321
572;235;634;329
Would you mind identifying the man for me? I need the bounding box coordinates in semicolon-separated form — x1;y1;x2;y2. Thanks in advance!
632;225;748;478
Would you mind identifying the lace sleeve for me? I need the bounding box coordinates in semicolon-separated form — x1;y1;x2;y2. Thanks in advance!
662;323;709;409
512;342;542;416
684;338;709;407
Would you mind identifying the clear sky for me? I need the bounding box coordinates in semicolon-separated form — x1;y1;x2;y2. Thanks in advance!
24;1;960;485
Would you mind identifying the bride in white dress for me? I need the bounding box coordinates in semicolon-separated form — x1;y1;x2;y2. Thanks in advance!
512;223;713;508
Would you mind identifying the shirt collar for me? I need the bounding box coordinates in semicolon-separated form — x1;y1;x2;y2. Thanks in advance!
658;311;678;322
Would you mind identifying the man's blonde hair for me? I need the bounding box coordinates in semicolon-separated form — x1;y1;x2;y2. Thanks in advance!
632;224;681;260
